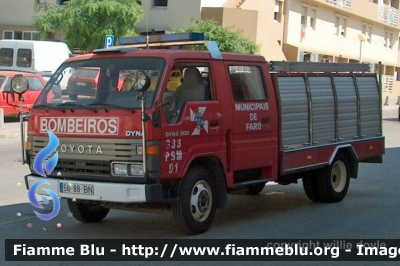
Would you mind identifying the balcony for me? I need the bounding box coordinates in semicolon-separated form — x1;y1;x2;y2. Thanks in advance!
378;3;399;26
382;74;394;92
325;0;352;10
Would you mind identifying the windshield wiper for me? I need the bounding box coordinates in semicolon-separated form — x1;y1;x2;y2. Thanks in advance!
33;104;52;113
54;102;97;113
87;102;135;113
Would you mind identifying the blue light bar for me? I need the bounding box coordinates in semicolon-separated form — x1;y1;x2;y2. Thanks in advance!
118;35;147;45
118;32;205;46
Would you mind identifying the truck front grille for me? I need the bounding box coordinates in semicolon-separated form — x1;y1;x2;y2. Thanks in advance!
31;136;142;178
53;160;110;176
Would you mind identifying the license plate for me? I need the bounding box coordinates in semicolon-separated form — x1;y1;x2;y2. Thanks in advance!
76;82;86;86
59;182;94;195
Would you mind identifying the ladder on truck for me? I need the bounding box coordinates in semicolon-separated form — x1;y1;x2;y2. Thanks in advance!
268;61;372;73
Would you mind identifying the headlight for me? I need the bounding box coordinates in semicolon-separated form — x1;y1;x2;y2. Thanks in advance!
136;146;143;155
111;162;144;177
130;164;144;176
113;163;127;175
30;156;45;173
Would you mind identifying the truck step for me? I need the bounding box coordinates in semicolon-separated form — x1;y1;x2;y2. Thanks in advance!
232;179;272;190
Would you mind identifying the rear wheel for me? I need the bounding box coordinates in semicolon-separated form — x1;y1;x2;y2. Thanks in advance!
316;154;350;203
247;183;266;195
172;166;216;235
67;199;109;223
302;173;322;202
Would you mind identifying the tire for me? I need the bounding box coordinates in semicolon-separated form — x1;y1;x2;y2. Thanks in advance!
172;166;216;235
302;174;322;202
247;183;266;195
67;199;109;223
316;154;350;203
69;94;78;100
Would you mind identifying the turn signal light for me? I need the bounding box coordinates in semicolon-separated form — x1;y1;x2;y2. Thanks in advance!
147;146;159;155
25;141;31;151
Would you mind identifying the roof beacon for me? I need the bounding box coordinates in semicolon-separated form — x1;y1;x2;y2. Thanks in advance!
117;32;222;59
118;32;205;46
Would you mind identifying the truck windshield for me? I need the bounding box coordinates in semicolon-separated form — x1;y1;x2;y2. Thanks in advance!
34;57;165;109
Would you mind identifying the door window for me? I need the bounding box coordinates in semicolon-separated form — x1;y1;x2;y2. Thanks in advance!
228;65;267;101
167;62;212;124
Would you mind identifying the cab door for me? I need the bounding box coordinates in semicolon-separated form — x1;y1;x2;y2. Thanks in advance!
226;63;277;176
160;61;224;178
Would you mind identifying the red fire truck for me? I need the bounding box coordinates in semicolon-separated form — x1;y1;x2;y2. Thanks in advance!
10;33;384;235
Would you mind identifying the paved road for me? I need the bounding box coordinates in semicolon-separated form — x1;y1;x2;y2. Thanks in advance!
0;108;399;266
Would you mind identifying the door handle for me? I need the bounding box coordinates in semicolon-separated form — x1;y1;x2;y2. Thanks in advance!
210;120;219;127
261;118;269;124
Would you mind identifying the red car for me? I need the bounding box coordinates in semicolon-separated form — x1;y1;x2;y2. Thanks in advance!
0;70;46;117
66;67;125;100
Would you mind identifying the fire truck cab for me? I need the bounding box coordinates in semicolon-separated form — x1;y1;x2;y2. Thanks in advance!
11;33;384;235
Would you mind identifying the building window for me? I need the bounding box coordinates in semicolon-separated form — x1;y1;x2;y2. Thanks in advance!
398;37;400;51
385;30;388;47
3;31;13;39
362;23;373;43
153;0;167;7
335;15;340;35
299;51;317;62
341;17;347;37
310;8;317;29
274;1;283;23
301;6;308;28
368;26;372;43
14;31;23;40
4;31;40;41
384;30;393;48
23;32;41;41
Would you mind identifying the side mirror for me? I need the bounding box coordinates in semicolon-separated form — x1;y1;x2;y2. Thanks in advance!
162;91;176;116
132;70;151;92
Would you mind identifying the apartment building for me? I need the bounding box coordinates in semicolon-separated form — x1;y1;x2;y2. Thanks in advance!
0;0;66;40
1;0;399;98
280;0;400;97
201;0;400;97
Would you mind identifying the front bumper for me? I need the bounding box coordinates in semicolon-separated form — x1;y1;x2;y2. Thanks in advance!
25;175;163;203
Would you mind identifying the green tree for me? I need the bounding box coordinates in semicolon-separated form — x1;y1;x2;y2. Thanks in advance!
174;19;259;55
33;0;143;52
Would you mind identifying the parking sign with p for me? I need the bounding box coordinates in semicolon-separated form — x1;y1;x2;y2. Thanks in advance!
104;35;114;49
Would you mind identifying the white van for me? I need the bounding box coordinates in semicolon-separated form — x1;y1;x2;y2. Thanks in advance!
0;39;72;74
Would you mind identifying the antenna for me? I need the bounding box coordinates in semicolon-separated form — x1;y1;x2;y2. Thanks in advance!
145;0;149;49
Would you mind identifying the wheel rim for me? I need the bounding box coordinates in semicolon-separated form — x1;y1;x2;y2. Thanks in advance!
331;160;347;192
190;180;212;222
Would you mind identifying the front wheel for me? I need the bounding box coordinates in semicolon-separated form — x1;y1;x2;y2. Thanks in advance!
172;166;216;235
67;199;109;223
316;154;350;203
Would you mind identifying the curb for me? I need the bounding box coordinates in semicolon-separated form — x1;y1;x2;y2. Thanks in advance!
0;132;20;139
